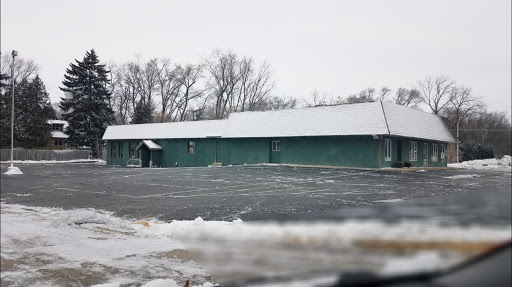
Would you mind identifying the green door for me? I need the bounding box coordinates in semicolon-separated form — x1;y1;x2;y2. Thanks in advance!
270;140;281;163
139;147;150;167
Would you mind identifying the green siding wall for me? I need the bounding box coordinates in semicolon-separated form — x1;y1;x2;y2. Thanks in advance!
228;138;270;165
106;135;448;168
274;136;380;168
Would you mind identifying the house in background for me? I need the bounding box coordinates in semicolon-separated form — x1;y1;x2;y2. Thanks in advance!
102;102;455;169
47;120;69;150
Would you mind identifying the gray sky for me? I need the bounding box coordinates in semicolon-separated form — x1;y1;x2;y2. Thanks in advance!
2;0;511;115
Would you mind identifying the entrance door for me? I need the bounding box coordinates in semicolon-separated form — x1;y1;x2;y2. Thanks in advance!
139;147;151;167
215;141;223;163
396;141;402;162
423;143;428;167
269;140;280;163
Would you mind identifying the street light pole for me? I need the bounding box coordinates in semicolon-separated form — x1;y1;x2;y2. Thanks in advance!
10;50;18;168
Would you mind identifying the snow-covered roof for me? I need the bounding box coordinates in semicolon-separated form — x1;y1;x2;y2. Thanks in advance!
222;102;389;138
102;102;455;143
51;131;68;139
48;120;69;128
136;140;163;151
102;120;227;140
381;101;455;143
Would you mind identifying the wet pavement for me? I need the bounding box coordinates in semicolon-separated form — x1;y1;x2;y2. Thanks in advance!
1;163;510;224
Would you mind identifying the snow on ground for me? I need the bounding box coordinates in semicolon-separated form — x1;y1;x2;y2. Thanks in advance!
449;155;511;170
2;203;510;285
4;166;23;175
444;174;480;179
0;203;213;287
133;215;511;283
1;159;101;164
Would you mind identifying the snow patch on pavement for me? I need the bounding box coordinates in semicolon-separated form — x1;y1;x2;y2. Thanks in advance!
449;155;511;170
1;203;212;287
373;199;404;203
444;174;480;179
1;159;100;164
4;166;23;175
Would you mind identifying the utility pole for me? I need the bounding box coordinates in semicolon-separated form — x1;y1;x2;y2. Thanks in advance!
5;50;22;175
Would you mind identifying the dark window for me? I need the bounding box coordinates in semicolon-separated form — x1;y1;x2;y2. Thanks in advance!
128;142;137;158
118;142;123;158
188;141;195;154
54;140;62;146
111;142;116;158
51;124;63;131
272;140;280;152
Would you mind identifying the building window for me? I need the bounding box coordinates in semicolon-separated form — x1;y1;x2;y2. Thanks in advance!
423;143;428;162
432;144;438;162
188;141;195;154
111;142;116;158
128;142;137;158
409;141;418;161
54;140;63;146
272;140;280;152
384;139;392;161
118;142;123;158
441;144;446;162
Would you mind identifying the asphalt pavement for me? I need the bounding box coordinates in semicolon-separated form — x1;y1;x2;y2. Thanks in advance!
1;163;510;223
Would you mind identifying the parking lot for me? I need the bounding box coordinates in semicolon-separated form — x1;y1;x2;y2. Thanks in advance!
1;163;510;223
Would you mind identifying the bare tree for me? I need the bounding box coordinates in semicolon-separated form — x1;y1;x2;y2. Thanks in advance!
266;95;298;110
378;87;391;102
447;86;484;162
394;88;422;108
175;64;204;121
244;61;275;111
303;90;340;107
204;49;276;117
156;59;181;122
204;50;240;119
110;63;132;124
1;52;39;86
416;75;455;115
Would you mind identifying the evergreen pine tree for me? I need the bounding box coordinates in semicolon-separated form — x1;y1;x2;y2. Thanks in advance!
59;49;114;158
0;76;54;148
131;101;153;124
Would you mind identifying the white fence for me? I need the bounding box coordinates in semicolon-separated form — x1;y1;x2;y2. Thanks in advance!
1;149;91;161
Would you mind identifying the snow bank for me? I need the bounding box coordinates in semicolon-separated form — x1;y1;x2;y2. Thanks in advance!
4;166;23;175
134;217;510;247
3;203;510;285
1;203;211;287
449;155;511;170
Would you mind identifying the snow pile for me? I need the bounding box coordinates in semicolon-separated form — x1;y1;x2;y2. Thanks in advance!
135;216;510;282
449;155;512;170
4;166;23;175
1;203;212;287
135;217;511;247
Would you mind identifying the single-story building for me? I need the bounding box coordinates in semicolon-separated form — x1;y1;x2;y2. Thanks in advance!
102;101;455;169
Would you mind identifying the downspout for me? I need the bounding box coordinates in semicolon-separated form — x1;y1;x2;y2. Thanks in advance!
380;101;391;168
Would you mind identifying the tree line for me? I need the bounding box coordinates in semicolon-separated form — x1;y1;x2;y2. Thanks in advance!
1;49;510;160
108;49;296;125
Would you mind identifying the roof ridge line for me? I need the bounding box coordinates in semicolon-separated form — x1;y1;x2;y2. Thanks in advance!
380;101;391;135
